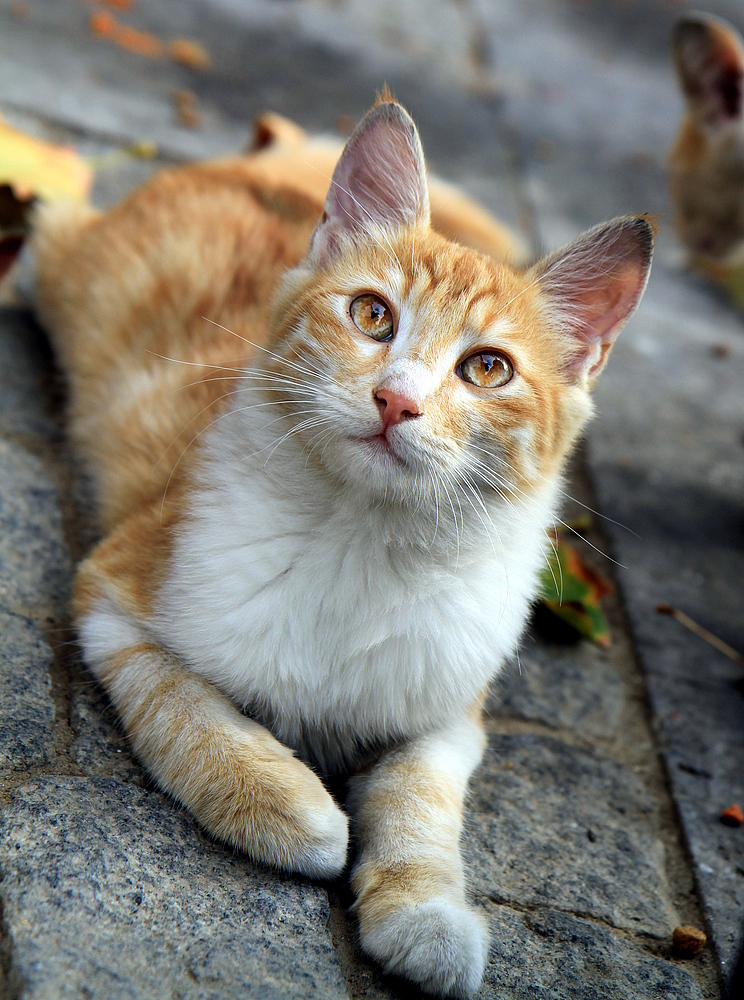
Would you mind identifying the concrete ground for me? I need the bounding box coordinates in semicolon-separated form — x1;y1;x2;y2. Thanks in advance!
0;0;743;997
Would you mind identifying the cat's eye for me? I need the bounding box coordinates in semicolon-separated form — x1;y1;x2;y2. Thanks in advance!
458;351;514;389
350;294;394;342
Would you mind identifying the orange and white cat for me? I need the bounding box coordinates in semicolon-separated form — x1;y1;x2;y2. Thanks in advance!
22;98;652;997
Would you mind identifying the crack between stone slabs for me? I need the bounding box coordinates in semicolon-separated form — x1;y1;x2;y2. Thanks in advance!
476;894;722;1000
482;710;599;753
470;893;721;988
473;887;664;941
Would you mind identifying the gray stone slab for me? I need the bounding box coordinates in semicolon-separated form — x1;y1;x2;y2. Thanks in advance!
0;0;523;232
0;776;348;1000
0;308;59;440
0;609;55;773
489;636;625;740
477;0;744;981
70;663;145;785
0;437;71;618
464;734;676;938
482;903;704;1000
586;266;744;977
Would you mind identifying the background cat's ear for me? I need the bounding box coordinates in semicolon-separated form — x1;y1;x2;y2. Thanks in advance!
311;101;430;263
533;216;654;383
673;15;744;125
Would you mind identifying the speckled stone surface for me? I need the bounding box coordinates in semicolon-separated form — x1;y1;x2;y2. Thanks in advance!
482;904;704;1000
0;610;55;773
0;436;70;617
489;635;626;740
465;734;676;939
0;777;349;1000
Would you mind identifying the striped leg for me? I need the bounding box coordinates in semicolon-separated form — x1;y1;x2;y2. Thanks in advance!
80;635;349;877
348;707;489;998
73;511;348;878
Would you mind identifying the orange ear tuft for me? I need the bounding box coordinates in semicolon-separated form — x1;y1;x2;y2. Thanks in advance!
375;83;397;107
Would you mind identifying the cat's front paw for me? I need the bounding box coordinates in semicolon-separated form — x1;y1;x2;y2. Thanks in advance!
290;792;349;880
361;898;489;998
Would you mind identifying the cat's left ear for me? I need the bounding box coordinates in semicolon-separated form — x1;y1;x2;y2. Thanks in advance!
532;216;654;383
311;101;430;264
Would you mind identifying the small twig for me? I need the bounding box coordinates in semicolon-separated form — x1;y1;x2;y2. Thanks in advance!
656;603;744;667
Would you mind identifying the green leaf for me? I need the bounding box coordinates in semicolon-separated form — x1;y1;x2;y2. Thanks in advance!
539;539;613;647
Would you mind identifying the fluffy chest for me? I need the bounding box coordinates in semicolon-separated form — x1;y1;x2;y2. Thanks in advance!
154;430;550;758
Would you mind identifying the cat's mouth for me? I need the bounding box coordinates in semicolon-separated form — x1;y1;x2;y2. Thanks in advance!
353;431;410;467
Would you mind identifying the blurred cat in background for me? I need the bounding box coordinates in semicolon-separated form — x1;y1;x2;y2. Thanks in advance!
669;13;744;304
24;97;653;996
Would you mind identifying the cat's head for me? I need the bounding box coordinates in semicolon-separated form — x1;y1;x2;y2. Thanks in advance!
266;100;653;529
669;14;744;260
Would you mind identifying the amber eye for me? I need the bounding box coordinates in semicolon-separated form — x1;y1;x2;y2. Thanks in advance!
350;294;394;342
458;351;514;388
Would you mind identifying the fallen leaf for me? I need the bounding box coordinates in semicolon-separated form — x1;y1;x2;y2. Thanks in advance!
538;539;613;646
173;90;202;129
89;11;164;57
10;1;30;21
168;38;211;71
87;139;158;173
0;119;92;204
85;0;136;8
88;12;210;70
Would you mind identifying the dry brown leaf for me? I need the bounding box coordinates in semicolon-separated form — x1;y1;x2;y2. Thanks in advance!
89;11;164;57
85;0;135;9
168;38;211;71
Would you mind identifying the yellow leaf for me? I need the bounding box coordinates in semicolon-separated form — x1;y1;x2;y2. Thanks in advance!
0;118;92;204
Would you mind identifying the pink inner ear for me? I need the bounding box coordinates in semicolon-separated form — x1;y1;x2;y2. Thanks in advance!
313;103;429;261
537;218;654;380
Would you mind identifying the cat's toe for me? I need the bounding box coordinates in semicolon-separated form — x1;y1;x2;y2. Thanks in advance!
294;795;349;879
361;897;489;998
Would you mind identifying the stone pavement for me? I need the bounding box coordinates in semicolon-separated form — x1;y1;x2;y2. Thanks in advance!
0;1;742;997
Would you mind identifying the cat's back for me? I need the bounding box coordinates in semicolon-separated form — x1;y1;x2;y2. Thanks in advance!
33;156;322;530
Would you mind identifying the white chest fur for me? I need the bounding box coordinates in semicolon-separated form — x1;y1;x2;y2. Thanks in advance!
153;409;554;769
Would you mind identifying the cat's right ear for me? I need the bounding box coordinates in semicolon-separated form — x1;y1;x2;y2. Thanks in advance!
532;216;654;384
310;101;430;265
673;15;744;125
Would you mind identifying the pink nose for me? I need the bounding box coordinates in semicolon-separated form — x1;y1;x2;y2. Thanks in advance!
375;387;421;430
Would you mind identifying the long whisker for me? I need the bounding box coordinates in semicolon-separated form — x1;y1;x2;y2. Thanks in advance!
201;317;342;388
467;450;624;568
467;437;637;538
